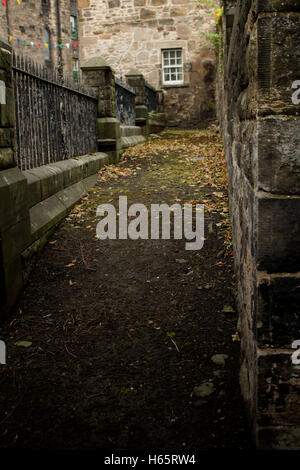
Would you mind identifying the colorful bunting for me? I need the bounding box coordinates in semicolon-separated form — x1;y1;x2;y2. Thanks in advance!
7;36;78;50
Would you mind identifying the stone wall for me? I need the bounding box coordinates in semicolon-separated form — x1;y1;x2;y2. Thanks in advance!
217;0;300;449
78;0;217;127
0;0;80;79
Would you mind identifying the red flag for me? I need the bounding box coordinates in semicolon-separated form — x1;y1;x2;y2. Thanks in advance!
2;0;7;7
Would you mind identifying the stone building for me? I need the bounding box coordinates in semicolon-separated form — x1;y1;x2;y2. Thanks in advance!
0;0;80;80
78;0;218;127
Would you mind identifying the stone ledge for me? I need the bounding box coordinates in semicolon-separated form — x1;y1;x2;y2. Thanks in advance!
23;152;110;208
121;135;146;149
120;125;142;137
29;173;102;244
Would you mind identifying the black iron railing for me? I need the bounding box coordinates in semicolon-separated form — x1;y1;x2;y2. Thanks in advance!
115;77;136;126
13;52;98;170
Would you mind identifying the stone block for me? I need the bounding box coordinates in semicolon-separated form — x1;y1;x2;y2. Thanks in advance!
29;194;68;243
55;181;86;211
256;14;300;116
0;87;15;127
0;128;14;148
0;216;31;265
49;159;84;187
120;135;146;149
257;274;300;349
257;193;300;273
0;167;29;231
97;117;120;140
255;0;300;12
108;0;120;7
0;41;12;72
151;0;166;5
148;113;167;133
256;352;300;447
81;152;110;173
0;254;23;317
140;8;156;20
120;125;142;137
0;147;15;170
23;169;42;208
135;105;148;120
257;117;300;195
30;165;64;202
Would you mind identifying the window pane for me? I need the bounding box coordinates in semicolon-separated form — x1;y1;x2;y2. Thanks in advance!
70;16;78;40
162;49;183;84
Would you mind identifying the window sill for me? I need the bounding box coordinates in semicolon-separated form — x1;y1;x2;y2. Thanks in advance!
161;83;189;89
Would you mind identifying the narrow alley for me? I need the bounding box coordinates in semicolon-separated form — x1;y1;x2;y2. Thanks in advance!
0;129;252;451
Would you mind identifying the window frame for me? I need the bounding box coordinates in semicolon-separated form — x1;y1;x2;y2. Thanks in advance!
161;48;184;86
70;15;78;41
43;28;51;62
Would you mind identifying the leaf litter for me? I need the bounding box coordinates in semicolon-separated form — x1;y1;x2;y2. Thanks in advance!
0;127;252;451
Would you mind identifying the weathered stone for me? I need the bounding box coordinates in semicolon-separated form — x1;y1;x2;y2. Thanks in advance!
0;87;15;128
108;0;120;7
257;353;300;446
151;0;166;5
256;14;300;115
257;274;300;349
217;0;300;450
257;194;300;273
0;167;28;231
140;8;156;19
256;117;300;195
211;354;229;366
0;147;15;170
193;382;215;398
255;0;300;12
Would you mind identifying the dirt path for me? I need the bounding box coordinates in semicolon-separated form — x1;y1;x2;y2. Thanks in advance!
0;129;253;451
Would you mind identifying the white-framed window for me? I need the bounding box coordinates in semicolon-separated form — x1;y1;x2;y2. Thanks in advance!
162;48;183;85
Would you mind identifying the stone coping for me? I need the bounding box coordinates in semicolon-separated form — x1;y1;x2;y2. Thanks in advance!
23;153;111;209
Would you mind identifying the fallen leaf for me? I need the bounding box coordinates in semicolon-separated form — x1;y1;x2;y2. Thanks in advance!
15;341;32;348
222;305;235;313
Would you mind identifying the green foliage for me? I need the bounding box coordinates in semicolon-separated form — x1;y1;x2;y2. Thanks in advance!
194;0;216;7
148;110;157;119
202;32;223;75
